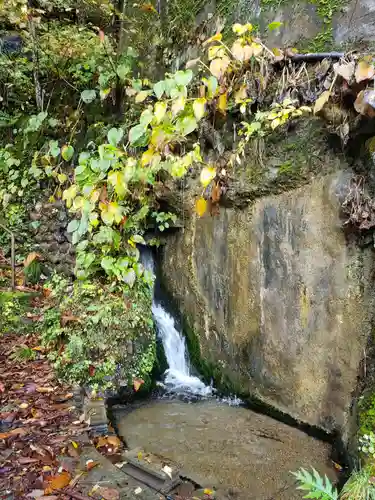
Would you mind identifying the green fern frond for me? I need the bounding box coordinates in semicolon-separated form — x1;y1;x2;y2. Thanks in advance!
291;468;338;500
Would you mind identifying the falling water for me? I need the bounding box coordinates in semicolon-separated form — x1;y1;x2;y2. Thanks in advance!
142;248;212;396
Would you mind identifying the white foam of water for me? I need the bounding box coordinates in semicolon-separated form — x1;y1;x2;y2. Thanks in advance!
152;303;212;396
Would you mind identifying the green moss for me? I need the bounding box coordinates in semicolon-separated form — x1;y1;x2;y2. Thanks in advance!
182;314;250;397
308;0;348;51
358;392;375;436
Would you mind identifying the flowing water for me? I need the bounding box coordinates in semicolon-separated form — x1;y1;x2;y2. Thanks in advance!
117;249;336;498
143;248;212;396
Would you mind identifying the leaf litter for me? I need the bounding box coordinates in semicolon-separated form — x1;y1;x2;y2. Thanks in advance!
0;333;123;499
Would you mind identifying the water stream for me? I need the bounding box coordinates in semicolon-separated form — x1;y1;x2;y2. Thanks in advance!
143;247;212;396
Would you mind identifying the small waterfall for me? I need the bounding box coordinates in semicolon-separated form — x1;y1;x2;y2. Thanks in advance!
141;248;212;396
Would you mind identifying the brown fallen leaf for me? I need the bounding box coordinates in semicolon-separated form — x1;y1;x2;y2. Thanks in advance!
18;457;40;464
106;436;122;448
36;387;54;393
133;378;144;392
0;428;28;439
45;471;71;492
95;436;108;448
61;315;81;327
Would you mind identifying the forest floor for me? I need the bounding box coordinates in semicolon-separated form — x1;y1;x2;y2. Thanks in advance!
0;331;133;500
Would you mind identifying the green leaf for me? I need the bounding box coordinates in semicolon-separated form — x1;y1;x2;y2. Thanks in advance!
123;268;136;287
176;115;197;136
101;256;115;273
129;124;147;145
61;145;74;161
268;21;283;31
81;89;96;103
174;69;193;87
131;234;146;244
117;63;131;80
107;127;124;146
154;80;165;99
140;108;154;127
49;140;60;158
67;219;80;233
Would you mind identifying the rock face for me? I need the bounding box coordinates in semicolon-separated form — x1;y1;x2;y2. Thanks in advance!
161;169;375;433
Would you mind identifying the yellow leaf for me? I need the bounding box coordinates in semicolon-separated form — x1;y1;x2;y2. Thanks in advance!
24;251;39;268
193;98;206;121
313;90;331;114
195;197;207;217
250;42;263;56
150;127;169;149
171;95;185;116
90;189;100;203
107;170;127;197
72;441;78;449
200;166;216;187
232;41;253;61
232;23;247;35
135;90;149;103
218;92;227;113
137;451;143;460
209;56;230;79
208;45;225;60
57;173;67;184
355;60;375;83
203;32;222;45
141;148;154;166
271;118;281;129
62;184;78;208
107;436;122;448
235;85;247;103
154;101;167;123
204;489;214;495
19;403;28;409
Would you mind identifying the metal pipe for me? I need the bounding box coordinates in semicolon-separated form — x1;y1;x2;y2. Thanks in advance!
0;223;16;291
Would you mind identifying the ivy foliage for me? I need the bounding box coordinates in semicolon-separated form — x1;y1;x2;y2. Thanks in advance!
40;274;155;389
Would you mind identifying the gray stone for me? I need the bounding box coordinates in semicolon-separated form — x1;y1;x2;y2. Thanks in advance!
161;169;375;435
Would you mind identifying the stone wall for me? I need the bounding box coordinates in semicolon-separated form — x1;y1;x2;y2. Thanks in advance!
161;168;375;435
30;200;75;275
